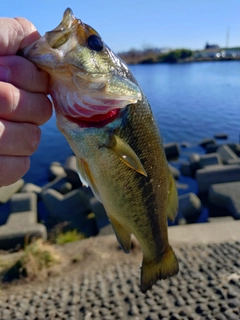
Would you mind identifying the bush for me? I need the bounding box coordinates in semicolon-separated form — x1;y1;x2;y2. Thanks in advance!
55;230;85;245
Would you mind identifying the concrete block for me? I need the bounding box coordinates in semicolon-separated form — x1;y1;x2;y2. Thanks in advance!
10;192;37;214
209;182;240;220
199;153;222;168
21;183;42;196
196;165;240;193
0;179;24;203
42;176;72;195
178;193;202;223
227;143;240;156
64;155;82;188
217;145;238;164
226;159;240;166
48;161;66;181
214;133;228;140
205;144;219;154
199;138;217;148
180;161;192;176
164;142;180;159
189;153;201;172
168;164;180;180
0;211;47;250
90;197;108;229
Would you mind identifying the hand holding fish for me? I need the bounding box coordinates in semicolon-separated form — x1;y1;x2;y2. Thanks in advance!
0;17;52;186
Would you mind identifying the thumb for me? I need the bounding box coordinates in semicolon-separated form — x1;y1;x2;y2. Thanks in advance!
0;17;40;56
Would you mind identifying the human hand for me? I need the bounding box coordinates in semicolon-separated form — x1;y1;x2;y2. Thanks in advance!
0;17;52;186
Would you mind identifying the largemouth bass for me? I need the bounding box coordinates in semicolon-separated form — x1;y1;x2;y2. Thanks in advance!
21;8;179;292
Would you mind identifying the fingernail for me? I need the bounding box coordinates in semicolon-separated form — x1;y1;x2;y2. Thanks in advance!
0;65;10;82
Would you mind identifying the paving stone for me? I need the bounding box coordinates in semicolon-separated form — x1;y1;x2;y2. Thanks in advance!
199;153;222;168
217;145;238;164
0;211;47;250
209;182;240;219
164;142;180;160
48;161;66;181
10;192;37;214
178;193;202;223
196;165;240;193
0;179;24;203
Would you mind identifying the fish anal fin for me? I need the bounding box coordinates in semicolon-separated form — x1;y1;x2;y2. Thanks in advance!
166;173;178;222
107;135;147;177
76;158;101;201
141;245;179;293
109;216;131;253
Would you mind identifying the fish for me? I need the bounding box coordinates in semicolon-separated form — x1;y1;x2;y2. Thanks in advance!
21;8;179;292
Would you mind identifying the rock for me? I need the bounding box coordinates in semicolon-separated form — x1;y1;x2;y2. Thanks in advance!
64;156;82;188
168;164;180;179
21;183;42;196
48;161;66;181
10;193;37;214
164;142;180;160
42;176;72;195
199;153;222;168
217;145;238;164
180;161;192;176
178;193;202;223
0;211;47;250
209;182;240;219
199;138;217;148
214;133;228;140
196;165;240;193
0;179;24;204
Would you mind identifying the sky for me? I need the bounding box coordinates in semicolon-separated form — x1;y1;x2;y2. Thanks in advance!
1;0;240;53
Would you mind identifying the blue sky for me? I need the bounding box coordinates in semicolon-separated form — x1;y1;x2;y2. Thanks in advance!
1;0;240;53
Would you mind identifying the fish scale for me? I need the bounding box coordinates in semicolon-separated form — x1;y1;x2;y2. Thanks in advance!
21;7;179;292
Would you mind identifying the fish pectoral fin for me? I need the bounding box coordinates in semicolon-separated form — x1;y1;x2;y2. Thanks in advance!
109;216;131;253
76;158;101;201
166;173;178;222
141;245;179;293
107;135;147;177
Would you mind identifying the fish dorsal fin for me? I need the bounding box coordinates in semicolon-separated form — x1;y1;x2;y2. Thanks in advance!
166;173;178;222
76;158;101;201
109;216;132;253
107;135;147;177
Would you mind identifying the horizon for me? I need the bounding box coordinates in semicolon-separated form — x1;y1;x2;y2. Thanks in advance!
1;0;240;53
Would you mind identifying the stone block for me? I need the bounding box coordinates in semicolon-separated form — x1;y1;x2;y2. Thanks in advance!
196;165;240;193
199;153;222;168
217;145;238;164
178;193;202;223
48;161;66;181
10;192;37;214
209;182;240;220
168;164;180;180
0;179;24;203
0;211;47;250
164;142;180;160
64;156;82;188
199;138;217;148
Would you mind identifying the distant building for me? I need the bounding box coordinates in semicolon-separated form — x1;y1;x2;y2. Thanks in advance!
205;42;220;50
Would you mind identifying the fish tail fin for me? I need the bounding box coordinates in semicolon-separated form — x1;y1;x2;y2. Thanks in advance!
141;245;179;293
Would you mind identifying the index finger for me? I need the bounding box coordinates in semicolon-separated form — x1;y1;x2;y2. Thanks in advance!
0;17;40;55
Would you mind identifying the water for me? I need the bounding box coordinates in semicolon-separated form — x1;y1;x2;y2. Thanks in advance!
24;61;240;186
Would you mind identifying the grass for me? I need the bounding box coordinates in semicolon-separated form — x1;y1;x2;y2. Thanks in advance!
0;239;61;282
55;229;85;245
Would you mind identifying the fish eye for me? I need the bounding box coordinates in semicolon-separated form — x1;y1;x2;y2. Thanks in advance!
87;35;104;52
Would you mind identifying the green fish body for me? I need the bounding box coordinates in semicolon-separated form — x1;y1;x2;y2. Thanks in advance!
22;8;179;292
